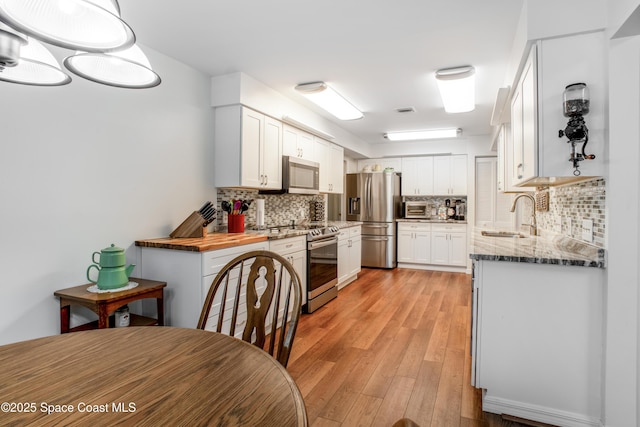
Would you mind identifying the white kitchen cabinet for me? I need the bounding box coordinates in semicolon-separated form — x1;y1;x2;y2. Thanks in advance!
356;158;402;173
269;236;307;306
401;157;434;195
495;124;520;193
475;157;515;230
337;226;361;288
214;105;282;189
139;241;269;329
510;31;606;187
473;259;604;425
317;138;344;194
397;222;431;264
433;155;467;195
283;124;316;162
430;223;467;267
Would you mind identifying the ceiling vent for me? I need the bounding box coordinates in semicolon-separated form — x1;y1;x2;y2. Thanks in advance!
395;107;416;114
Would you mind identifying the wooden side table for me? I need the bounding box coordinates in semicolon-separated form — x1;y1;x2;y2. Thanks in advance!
54;277;166;333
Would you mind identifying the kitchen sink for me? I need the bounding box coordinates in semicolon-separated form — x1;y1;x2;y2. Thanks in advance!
481;230;527;238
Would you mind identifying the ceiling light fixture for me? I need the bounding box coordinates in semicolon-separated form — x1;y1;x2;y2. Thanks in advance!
294;81;363;120
0;0;135;52
384;128;461;141
64;44;161;88
0;36;71;86
435;65;476;113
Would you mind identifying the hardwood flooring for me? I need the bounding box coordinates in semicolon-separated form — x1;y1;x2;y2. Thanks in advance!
287;268;540;427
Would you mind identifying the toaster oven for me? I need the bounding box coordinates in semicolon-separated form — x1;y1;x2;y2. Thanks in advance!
403;201;429;218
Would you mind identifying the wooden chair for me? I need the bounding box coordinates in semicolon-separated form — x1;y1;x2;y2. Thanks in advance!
392;418;420;427
197;250;303;368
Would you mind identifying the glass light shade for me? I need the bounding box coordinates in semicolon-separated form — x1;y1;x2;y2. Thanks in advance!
0;36;71;85
435;66;476;113
64;44;160;88
384;128;460;141
295;82;363;120
0;0;135;52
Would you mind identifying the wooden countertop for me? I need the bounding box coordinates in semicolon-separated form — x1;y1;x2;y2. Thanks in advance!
135;233;268;252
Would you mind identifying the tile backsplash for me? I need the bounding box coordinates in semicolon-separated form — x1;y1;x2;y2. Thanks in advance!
216;189;327;229
536;178;606;247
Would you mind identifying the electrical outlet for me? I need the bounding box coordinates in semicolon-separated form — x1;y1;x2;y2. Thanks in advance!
299;208;306;218
565;217;572;235
554;216;562;233
582;219;593;242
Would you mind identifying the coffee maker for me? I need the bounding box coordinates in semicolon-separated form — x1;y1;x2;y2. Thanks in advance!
455;200;466;220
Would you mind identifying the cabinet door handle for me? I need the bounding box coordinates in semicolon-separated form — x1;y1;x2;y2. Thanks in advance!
517;163;524;179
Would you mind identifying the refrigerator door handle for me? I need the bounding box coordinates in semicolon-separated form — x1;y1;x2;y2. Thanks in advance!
363;237;389;241
365;224;390;228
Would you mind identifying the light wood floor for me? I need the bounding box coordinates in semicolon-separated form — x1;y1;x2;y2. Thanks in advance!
287;268;540;427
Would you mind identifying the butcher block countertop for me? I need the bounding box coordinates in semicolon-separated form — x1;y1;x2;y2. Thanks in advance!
135;233;268;252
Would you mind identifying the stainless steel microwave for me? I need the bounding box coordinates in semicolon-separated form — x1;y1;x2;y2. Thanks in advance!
261;156;319;195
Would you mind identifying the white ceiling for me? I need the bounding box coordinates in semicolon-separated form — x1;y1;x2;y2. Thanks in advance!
119;0;524;145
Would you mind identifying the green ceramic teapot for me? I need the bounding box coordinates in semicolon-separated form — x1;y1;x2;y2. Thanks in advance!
87;244;135;290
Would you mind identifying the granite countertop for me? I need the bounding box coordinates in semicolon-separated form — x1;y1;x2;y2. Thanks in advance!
469;228;606;268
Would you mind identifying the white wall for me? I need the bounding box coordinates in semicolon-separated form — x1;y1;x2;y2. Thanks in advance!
605;10;640;425
0;45;214;345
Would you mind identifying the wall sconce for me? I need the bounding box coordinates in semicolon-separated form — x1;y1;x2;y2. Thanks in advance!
294;81;363;120
435;65;475;113
558;83;595;176
0;0;159;88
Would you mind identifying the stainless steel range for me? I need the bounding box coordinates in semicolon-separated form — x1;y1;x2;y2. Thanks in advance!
304;224;340;313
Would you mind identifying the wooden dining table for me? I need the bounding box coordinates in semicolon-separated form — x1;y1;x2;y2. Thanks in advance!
0;327;307;426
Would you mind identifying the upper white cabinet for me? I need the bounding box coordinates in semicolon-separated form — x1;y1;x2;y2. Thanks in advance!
433;155;467;195
317;138;344;194
401;157;434;195
509;31;606;186
283;124;316;162
214;105;282;189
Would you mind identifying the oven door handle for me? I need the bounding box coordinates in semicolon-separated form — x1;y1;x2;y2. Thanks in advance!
308;237;338;250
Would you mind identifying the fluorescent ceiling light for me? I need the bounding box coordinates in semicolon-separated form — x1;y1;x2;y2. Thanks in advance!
295;81;363;120
0;36;71;86
384;128;461;141
435;66;475;113
0;0;135;52
64;44;161;88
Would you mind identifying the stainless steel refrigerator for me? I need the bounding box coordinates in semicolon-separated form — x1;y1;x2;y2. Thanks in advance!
346;172;401;268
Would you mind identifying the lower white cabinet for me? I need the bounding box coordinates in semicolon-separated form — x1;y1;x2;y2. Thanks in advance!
473;259;604;425
397;221;467;269
269;236;308;306
397;222;431;264
139;241;269;328
337;226;361;288
431;223;467;267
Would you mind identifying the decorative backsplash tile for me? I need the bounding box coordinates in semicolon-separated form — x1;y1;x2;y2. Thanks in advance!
216;189;327;229
536;178;606;248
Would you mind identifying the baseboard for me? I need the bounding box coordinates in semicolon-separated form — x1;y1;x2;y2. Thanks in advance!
483;395;601;427
337;274;357;290
397;263;467;273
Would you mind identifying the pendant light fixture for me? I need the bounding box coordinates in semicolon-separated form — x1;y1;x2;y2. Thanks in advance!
64;44;161;88
0;0;160;88
0;0;135;52
0;35;71;86
295;82;363;120
435;65;476;113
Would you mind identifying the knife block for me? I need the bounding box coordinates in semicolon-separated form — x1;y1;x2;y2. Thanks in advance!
170;211;207;238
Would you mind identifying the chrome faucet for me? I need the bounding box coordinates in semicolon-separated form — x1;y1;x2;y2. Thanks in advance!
510;193;538;236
